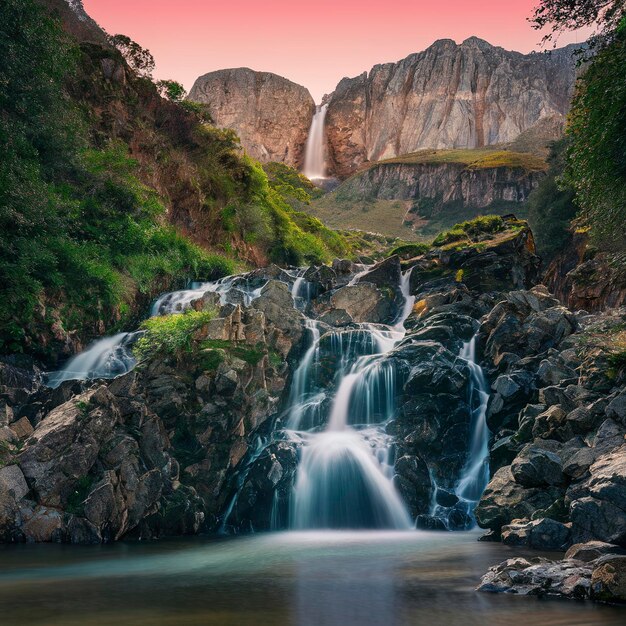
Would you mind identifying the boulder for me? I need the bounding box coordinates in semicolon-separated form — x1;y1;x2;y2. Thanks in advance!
475;466;563;531
329;283;393;323
591;555;626;603
18;387;119;507
510;442;566;487
501;517;572;550
566;541;626;562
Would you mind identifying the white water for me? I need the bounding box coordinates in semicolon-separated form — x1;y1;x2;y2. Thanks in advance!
46;274;266;388
455;336;490;503
429;334;490;528
289;268;416;530
46;332;139;388
302;104;328;181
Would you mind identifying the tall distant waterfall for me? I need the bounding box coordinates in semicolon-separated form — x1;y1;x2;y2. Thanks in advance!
302;104;328;181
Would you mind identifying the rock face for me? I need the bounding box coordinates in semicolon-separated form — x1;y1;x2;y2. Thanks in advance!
188;68;315;167
326;38;578;177
330;160;544;220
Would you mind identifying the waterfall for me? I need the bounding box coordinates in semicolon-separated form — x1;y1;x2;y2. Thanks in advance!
46;332;139;389
429;334;490;528
455;336;490;503
46;273;267;387
302;104;328;181
288;269;415;530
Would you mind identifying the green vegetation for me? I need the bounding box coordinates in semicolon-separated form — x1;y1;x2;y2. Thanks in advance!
432;216;506;247
527;139;578;260
200;339;267;367
0;0;351;357
531;0;626;251
133;310;216;362
387;243;431;259
564;22;626;250
377;148;548;172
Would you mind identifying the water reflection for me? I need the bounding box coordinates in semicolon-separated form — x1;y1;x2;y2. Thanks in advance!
0;532;623;626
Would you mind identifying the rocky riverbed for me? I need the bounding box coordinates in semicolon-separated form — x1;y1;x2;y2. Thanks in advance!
0;216;624;605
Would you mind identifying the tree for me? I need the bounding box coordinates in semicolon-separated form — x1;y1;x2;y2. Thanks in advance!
156;79;187;102
108;34;155;77
527;140;578;260
530;0;626;250
531;0;626;45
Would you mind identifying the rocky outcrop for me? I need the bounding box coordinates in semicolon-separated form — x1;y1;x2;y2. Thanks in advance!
475;297;626;549
326;38;578;177
329;160;544;223
478;548;626;603
188;68;315;167
545;235;626;312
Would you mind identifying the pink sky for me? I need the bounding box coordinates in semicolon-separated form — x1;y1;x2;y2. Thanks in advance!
83;0;590;102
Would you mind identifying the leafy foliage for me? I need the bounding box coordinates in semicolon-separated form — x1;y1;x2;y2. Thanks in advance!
133;310;217;362
156;79;187;102
108;34;155;77
527;139;578;260
564;24;626;250
0;0;235;356
531;0;626;251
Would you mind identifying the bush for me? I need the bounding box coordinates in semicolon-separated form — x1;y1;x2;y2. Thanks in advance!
133;310;216;362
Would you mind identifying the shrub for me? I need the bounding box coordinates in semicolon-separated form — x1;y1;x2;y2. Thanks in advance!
133;310;216;362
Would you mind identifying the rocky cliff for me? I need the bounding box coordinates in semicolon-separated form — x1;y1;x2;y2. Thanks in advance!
308;150;547;238
188;68;315;168
326;38;578;177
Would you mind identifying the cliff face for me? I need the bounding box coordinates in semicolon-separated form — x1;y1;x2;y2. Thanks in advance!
188;68;315;168
338;161;544;212
326;38;578;177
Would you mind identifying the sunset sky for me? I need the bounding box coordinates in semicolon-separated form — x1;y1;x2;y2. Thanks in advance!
82;0;591;102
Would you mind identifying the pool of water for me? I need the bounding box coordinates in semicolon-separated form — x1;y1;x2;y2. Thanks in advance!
0;530;622;625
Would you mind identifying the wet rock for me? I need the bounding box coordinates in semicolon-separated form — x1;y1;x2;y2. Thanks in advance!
475;466;563;531
591;555;626;602
393;454;432;517
478;556;592;598
329;283;392;324
566;541;626;562
501;517;572;550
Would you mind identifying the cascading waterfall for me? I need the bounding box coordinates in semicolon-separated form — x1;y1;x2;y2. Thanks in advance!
454;336;490;504
46;274;267;388
288;269;416;530
302;104;328;181
429;334;490;528
46;332;140;389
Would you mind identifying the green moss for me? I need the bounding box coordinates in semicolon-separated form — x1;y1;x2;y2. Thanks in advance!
200;339;266;366
432;215;505;247
133;310;217;362
388;242;430;259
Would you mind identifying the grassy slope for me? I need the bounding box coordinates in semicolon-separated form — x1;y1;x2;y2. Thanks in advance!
376;147;548;171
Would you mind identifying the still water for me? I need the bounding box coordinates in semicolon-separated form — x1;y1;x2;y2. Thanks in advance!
0;531;622;626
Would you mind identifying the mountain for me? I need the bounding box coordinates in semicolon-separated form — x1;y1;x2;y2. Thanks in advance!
190;38;579;179
326;37;579;177
188;68;315;168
